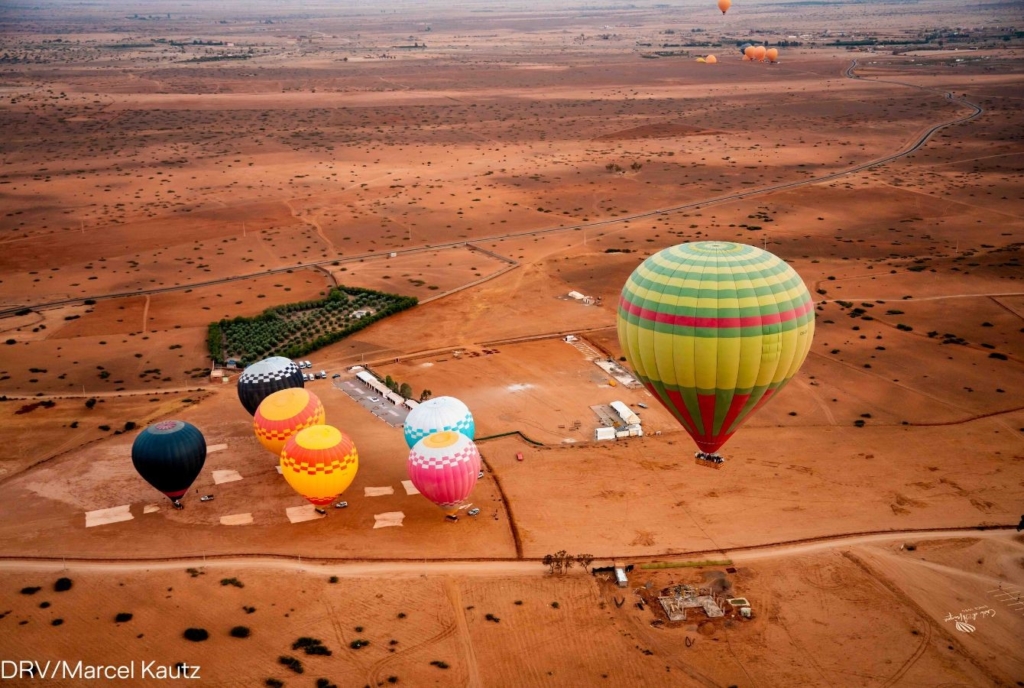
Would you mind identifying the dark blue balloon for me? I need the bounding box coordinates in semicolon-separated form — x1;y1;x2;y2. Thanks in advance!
131;420;206;504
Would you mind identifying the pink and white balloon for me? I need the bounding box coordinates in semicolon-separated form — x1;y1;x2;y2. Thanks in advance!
407;431;482;516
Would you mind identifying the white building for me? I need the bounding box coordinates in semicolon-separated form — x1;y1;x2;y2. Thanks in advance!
610;400;641;426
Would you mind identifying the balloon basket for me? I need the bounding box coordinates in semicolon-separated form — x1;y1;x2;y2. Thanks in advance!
694;454;724;469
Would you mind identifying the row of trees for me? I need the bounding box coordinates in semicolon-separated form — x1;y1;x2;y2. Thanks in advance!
543;551;594;575
207;286;417;364
381;375;433;402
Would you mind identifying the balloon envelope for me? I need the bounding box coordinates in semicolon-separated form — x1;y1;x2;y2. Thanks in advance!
706;54;718;64
408;431;481;515
131;420;206;502
739;43;752;55
237;356;304;416
280;425;358;507
744;45;756;59
617;242;814;454
718;0;731;13
403;396;475;448
254;387;326;457
753;45;767;61
766;47;779;62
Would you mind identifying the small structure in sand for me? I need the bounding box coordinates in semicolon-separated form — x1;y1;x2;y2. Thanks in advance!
658;585;726;621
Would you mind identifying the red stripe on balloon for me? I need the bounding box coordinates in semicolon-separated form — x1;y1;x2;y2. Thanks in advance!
619;296;812;329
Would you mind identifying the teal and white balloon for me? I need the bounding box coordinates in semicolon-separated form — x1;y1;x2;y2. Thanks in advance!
404;396;475;448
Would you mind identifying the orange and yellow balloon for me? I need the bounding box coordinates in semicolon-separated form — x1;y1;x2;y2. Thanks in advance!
718;0;731;14
744;45;756;60
753;45;767;62
254;387;325;457
766;47;779;63
280;425;358;507
706;54;718;64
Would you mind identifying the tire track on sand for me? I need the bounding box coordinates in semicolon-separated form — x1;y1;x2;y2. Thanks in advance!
444;578;482;688
367;602;459;687
842;551;1006;687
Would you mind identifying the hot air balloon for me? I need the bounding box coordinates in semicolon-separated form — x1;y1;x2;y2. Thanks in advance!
131;420;206;508
744;45;756;60
717;0;731;14
706;54;718;64
738;43;752;55
696;57;706;63
280;425;358;507
617;242;814;460
237;356;304;416
407;431;481;517
753;45;767;62
254;387;325;458
403;396;475;448
766;47;779;63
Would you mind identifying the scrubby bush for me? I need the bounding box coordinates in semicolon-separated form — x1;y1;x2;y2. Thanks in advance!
230;626;250;638
115;613;133;623
278;656;303;674
183;628;209;642
20;587;41;595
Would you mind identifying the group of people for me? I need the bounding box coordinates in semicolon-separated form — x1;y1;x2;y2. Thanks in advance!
694;452;725;465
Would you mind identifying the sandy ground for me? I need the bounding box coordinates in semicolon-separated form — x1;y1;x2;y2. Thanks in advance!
1;0;1023;685
1;531;1020;687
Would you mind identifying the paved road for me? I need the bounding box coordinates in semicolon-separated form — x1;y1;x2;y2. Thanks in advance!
0;60;984;318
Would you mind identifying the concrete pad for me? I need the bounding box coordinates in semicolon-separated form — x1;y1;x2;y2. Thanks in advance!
143;504;160;514
207;443;228;453
85;504;133;528
212;469;243;485
220;513;254;526
373;511;405;528
286;504;322;523
401;480;420;496
365;486;394;497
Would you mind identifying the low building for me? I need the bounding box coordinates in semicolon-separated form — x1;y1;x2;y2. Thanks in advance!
595;427;616;441
610;400;640;426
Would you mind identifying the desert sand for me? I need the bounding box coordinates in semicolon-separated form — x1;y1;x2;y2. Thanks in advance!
1;0;1022;685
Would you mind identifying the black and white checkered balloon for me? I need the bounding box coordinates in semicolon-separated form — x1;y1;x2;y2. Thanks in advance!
237;356;305;416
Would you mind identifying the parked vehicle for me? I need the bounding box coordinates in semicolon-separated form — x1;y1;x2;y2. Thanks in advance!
477;470;485;479
199;495;215;502
335;501;348;509
303;360;312;369
332;373;341;379
516;452;524;462
637;403;648;409
468;507;481;516
369;397;380;403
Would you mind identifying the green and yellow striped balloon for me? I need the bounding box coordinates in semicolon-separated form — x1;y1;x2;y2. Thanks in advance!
617;242;814;454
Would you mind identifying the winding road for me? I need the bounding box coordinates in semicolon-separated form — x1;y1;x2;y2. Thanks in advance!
0;60;984;318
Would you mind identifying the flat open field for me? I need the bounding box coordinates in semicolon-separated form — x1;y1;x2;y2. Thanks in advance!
1;532;1019;687
1;0;1022;685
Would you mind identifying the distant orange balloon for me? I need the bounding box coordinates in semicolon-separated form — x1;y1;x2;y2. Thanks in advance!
753;45;767;61
705;54;718;64
718;0;731;13
744;46;756;60
766;47;779;63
